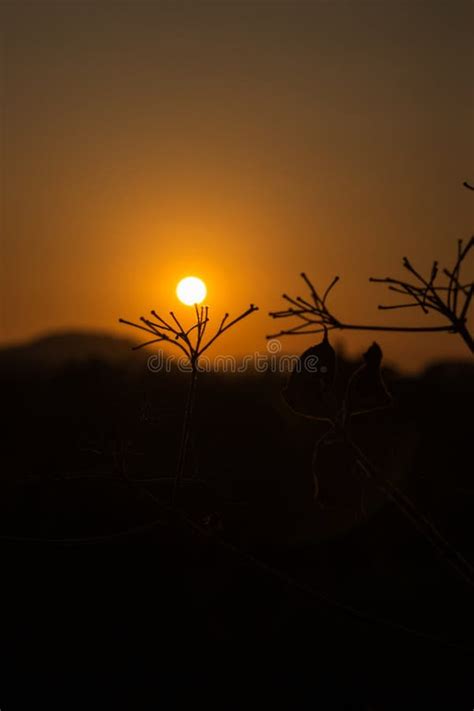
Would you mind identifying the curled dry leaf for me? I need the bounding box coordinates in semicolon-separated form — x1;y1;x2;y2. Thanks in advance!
282;333;337;421
345;342;391;416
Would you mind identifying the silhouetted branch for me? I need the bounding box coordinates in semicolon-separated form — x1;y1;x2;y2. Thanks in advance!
120;303;258;365
268;240;474;353
199;304;258;356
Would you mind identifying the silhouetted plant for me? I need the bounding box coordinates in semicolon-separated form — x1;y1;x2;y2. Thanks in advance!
119;303;258;500
281;333;474;588
270;186;474;584
268;238;474;353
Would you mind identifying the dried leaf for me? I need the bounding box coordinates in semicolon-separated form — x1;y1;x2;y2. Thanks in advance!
282;333;337;421
345;342;391;416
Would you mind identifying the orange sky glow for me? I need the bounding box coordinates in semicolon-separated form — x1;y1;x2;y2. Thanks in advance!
1;0;473;372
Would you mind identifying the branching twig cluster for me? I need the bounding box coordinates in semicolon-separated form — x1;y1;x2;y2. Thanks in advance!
119;303;258;498
372;238;473;351
120;303;258;367
269;239;474;353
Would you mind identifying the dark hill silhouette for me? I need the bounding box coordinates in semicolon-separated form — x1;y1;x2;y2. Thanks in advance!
0;330;142;371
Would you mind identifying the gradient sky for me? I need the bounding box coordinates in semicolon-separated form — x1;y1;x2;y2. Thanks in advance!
2;0;473;371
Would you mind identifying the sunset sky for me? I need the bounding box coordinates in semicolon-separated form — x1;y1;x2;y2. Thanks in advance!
2;0;473;371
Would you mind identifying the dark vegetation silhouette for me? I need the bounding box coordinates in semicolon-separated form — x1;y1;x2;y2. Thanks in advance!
268;185;474;589
1;335;473;703
119;303;258;499
269;238;473;352
263;183;472;699
279;334;474;588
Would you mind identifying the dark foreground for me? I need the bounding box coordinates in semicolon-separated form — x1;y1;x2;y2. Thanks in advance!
0;334;473;708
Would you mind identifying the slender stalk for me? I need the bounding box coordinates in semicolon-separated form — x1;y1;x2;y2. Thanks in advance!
346;434;474;590
268;323;454;338
173;364;198;504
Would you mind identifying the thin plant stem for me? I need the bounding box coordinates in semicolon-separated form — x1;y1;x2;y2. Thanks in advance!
345;433;474;590
268;323;454;337
173;364;198;503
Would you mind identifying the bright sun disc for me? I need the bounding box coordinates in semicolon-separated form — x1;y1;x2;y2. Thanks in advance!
176;276;207;306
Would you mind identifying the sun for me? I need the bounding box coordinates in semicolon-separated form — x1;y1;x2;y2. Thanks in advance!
176;276;207;306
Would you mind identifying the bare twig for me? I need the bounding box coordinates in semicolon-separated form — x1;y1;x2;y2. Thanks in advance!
268;240;474;353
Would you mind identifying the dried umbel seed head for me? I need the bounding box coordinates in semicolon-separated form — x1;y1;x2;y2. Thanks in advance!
269;236;474;354
119;304;258;366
